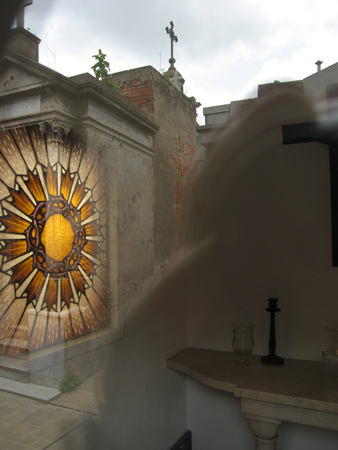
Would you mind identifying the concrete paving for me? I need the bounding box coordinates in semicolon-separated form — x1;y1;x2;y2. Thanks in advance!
0;373;103;449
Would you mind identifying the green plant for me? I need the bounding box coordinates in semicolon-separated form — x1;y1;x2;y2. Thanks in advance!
91;49;120;93
59;369;82;393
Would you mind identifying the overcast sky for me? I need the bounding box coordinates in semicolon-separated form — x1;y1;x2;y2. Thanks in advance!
21;0;338;124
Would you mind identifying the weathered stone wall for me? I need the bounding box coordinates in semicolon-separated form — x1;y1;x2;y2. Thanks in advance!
116;142;154;301
111;66;197;266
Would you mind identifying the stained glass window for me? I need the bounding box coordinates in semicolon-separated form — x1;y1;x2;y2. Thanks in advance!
0;122;108;356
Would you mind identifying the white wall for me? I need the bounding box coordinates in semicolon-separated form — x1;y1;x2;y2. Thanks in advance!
184;92;338;449
187;379;253;449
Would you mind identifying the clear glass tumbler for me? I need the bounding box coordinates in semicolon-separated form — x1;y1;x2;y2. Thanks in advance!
232;322;255;364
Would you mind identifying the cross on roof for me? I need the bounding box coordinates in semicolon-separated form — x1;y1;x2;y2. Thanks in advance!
165;21;178;61
17;0;33;29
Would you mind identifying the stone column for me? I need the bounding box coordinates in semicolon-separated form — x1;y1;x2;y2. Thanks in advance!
244;414;281;450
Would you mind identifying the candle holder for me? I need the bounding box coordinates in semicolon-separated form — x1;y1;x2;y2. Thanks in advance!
261;298;284;366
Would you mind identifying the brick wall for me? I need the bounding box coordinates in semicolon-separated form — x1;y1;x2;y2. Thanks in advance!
120;79;154;114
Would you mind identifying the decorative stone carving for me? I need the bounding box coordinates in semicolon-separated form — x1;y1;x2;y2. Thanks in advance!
39;120;71;143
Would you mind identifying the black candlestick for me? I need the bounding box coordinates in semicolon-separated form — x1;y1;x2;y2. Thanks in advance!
261;298;284;365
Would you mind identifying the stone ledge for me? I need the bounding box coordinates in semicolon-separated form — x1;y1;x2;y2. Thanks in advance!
0;376;60;402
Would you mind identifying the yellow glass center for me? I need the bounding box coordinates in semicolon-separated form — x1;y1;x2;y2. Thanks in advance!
41;214;75;261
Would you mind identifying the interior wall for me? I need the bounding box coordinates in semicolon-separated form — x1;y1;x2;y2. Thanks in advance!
187;379;253;449
188;138;333;360
184;92;338;449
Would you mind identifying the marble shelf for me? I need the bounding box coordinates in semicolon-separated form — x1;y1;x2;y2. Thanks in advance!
166;348;338;449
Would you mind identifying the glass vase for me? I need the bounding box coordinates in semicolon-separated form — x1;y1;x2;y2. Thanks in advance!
232;322;255;365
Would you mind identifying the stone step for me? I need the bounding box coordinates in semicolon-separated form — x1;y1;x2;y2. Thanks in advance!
0;376;61;402
0;354;29;383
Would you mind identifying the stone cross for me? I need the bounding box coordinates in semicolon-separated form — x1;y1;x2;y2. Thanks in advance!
17;0;33;28
165;21;178;61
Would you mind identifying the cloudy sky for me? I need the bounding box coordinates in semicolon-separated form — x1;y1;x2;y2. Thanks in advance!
21;0;338;124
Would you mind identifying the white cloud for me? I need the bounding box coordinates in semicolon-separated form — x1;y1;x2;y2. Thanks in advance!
23;0;338;125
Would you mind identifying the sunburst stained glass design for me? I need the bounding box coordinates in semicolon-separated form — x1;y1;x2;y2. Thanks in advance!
0;124;108;356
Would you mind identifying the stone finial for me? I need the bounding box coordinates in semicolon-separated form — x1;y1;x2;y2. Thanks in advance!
165;21;178;62
165;21;178;76
165;21;185;93
168;69;185;93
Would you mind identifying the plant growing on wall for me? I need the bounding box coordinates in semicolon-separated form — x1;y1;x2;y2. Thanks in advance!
91;49;120;93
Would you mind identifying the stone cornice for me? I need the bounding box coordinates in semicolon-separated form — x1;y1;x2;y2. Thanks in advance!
0;51;159;136
73;78;159;134
0;110;155;158
1;50;72;85
2;27;41;45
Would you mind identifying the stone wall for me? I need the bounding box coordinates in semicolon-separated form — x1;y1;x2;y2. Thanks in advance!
111;66;198;266
0;28;159;362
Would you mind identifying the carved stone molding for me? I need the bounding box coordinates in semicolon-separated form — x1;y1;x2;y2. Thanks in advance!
39;120;71;143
